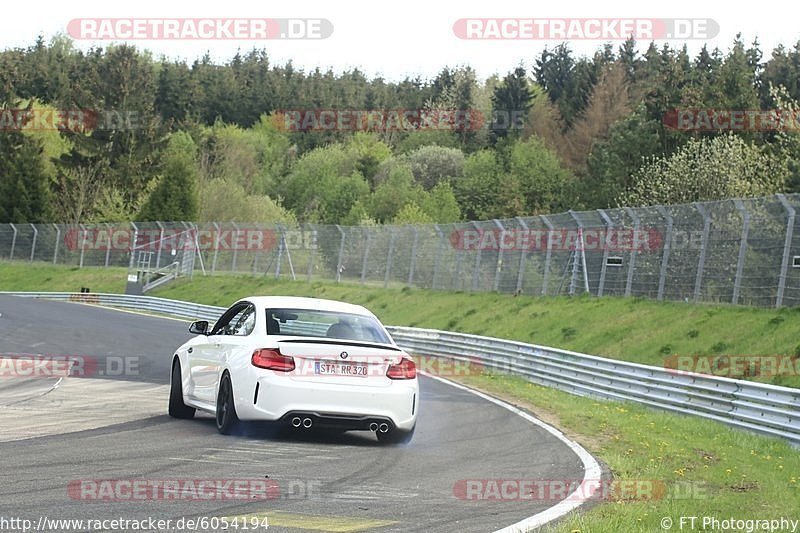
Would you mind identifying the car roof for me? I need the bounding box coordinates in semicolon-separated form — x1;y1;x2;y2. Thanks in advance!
235;296;378;318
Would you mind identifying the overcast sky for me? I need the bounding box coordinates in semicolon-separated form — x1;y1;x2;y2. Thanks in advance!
2;0;798;82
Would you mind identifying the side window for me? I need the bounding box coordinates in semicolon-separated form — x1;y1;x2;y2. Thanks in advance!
211;304;255;336
230;306;256;336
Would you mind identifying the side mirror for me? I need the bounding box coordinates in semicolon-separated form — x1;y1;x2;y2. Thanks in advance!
189;320;209;335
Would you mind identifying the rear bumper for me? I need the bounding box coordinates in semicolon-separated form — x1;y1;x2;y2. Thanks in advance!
234;373;418;430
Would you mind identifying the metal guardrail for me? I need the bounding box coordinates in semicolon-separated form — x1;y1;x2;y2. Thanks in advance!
3;291;798;446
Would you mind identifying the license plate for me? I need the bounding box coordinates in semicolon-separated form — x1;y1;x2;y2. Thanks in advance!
314;360;368;377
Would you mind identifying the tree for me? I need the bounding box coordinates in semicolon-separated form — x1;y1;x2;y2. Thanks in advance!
137;131;199;221
620;132;788;206
508;136;576;214
490;66;533;143
0;131;52;222
401;145;465;189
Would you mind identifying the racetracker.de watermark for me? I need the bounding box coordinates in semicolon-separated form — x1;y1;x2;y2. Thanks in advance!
453;18;719;40
67;479;319;500
0;109;139;132
664;355;800;378
0;354;139;378
453;479;708;502
664;109;800;131
67;18;333;40
448;227;664;252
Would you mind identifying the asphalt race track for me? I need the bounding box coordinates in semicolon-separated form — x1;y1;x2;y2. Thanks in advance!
0;294;591;532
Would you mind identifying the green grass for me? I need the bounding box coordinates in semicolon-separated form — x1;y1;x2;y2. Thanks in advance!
0;261;128;293
461;373;800;532
2;262;799;530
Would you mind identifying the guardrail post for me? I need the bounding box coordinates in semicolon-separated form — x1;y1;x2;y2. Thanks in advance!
776;194;795;308
732;200;750;305
432;225;444;290
360;230;372;284
623;207;640;297
596;210;613;297
231;222;241;272
79;224;87;268
471;221;482;291
541;215;554;296
9;223;17;260
335;225;345;283
29;224;38;262
655;206;673;301
103;223;112;267
693;202;711;303
384;228;396;288
492;219;505;292
515;217;529;294
408;227;419;286
155;221;164;270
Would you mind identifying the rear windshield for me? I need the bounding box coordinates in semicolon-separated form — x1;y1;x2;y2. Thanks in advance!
265;308;391;344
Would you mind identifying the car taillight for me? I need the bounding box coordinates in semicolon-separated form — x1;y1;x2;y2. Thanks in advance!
252;349;295;372
386;357;416;379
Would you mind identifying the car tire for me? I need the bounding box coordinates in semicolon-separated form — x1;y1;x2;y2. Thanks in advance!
216;373;240;435
376;424;415;445
168;360;195;419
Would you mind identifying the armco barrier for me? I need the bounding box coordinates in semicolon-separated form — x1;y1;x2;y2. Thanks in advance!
3;291;798;446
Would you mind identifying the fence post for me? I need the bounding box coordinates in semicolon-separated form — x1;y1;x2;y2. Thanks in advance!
541;215;554;296
623;207;640;297
103;223;112;267
693;202;711;303
79;224;87;268
776;194;795;308
29;224;38;262
567;211;588;295
384;228;396;288
596;210;613;297
360;230;372;284
335;225;345;283
732;200;750;305
231;222;241;272
432;225;444;290
655;206;673;301
128;222;138;270
155;221;164;270
492;219;505;292
408;227;419;286
306;224;315;282
52;224;61;264
9;223;17;260
471;221;482;291
211;222;220;274
275;224;285;279
515;217;528;294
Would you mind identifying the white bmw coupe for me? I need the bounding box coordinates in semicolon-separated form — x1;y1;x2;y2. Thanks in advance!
168;296;418;443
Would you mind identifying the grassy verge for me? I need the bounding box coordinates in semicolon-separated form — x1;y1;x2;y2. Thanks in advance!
1;262;799;529
459;373;800;532
0;261;128;293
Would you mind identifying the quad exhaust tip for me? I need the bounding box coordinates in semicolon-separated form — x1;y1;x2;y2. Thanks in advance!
369;422;379;432
302;417;313;428
291;416;302;428
378;423;389;433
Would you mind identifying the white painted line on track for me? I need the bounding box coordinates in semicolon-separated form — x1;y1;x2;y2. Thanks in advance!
420;371;603;533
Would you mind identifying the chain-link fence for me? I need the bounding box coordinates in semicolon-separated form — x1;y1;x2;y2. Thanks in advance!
2;194;800;308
